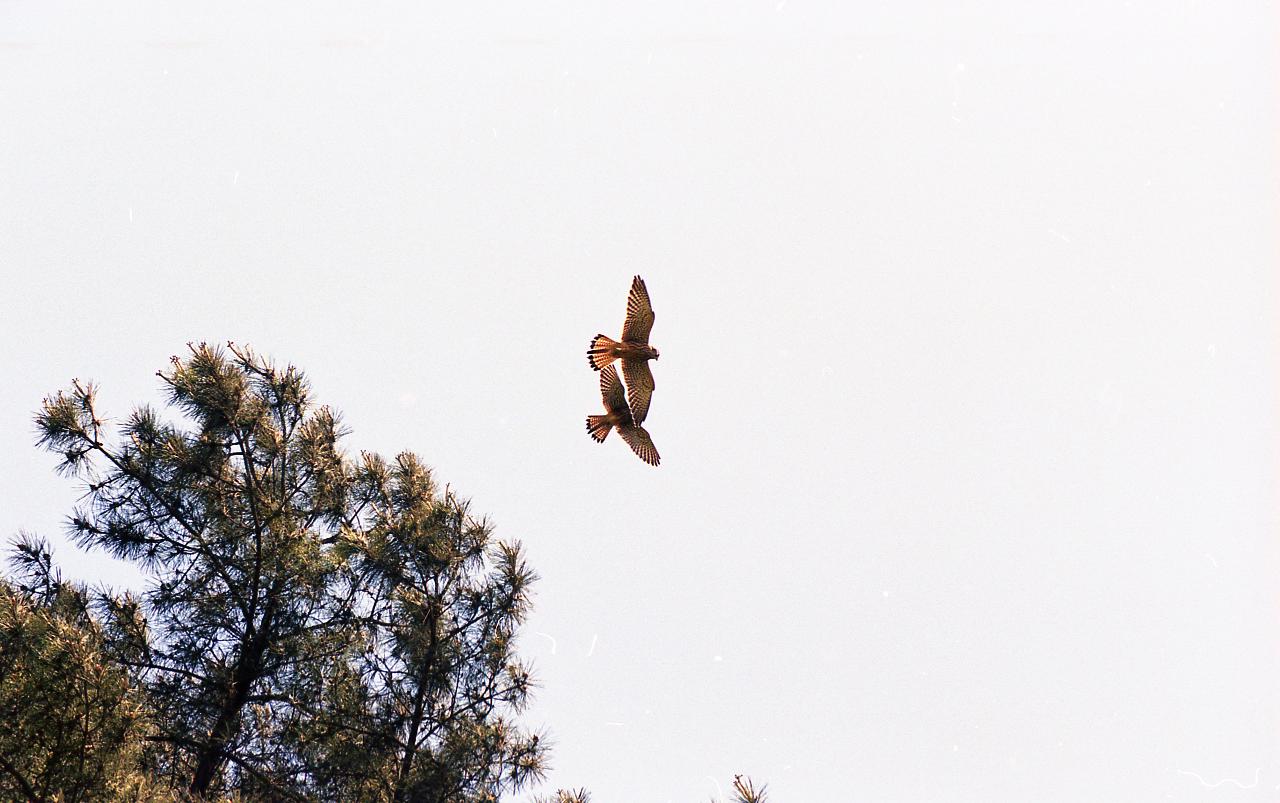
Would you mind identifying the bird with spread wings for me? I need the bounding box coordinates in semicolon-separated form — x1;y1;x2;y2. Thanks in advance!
585;364;660;466
587;275;659;426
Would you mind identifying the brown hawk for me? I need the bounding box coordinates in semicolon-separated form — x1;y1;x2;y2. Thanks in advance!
586;364;660;466
587;275;658;425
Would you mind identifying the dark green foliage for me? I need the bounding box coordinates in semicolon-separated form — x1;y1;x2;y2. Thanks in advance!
25;343;548;801
0;536;166;802
322;452;543;801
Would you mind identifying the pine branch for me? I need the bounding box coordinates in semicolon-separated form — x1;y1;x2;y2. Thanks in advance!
0;752;43;803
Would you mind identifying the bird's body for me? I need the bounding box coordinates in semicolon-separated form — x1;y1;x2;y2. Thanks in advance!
589;337;660;365
586;364;660;466
587;275;659;425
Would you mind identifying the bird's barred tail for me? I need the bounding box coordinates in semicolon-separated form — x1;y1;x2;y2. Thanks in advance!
587;334;617;370
586;415;613;443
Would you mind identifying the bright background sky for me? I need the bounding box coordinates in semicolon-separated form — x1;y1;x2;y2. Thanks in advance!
2;3;1278;801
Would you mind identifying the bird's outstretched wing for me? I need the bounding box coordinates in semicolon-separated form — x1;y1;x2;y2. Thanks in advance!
618;424;660;466
620;275;655;344
599;364;631;421
621;358;655;424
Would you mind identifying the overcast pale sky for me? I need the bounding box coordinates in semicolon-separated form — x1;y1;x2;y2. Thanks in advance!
2;2;1278;800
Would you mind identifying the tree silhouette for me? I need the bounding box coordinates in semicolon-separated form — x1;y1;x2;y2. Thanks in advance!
30;343;546;801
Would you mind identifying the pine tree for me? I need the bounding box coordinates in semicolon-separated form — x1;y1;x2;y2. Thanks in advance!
320;452;542;801
0;535;165;801
32;343;547;800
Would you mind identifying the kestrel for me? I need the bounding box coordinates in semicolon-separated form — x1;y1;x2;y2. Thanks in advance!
587;275;658;425
586;364;660;466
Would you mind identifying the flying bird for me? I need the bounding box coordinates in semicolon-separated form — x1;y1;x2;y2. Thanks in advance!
586;364;660;466
587;275;658;425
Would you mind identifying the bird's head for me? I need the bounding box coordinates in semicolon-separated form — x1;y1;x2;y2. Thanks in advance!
652;347;661;360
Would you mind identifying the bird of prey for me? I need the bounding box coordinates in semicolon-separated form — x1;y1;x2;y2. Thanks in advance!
586;364;660;466
587;275;658;425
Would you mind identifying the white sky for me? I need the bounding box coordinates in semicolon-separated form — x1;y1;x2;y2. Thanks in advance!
2;2;1278;800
